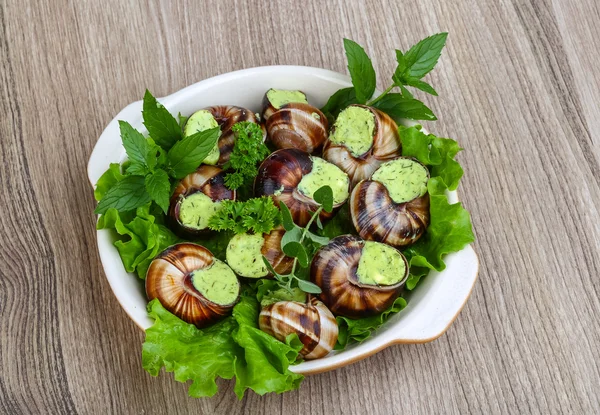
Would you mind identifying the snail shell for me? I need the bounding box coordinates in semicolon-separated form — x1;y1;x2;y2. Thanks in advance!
350;158;430;247
146;243;240;328
254;149;348;227
168;165;236;238
264;102;329;153
259;298;338;360
323;105;402;187
186;105;265;166
310;235;408;318
262;227;295;275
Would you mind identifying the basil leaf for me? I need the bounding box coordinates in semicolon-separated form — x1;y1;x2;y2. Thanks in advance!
142;90;182;151
320;87;359;120
94;175;151;214
279;201;296;231
297;279;322;294
372;93;436;121
166;127;220;179
282;241;309;268
405;78;438;96
404;33;448;79
343;39;376;104
144;169;171;213
313;185;333;213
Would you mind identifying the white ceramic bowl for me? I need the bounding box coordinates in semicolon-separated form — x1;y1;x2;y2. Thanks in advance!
87;66;478;375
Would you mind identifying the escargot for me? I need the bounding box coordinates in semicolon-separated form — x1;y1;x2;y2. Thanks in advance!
259;298;338;360
350;157;430;247
254;148;350;227
323;104;402;186
184;105;264;166
146;243;240;328
225;227;294;278
168;165;235;238
311;235;409;318
261;89;329;152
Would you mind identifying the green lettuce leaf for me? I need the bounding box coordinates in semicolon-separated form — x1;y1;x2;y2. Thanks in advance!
94;163;124;201
142;291;304;399
403;177;475;288
97;204;178;278
335;297;407;348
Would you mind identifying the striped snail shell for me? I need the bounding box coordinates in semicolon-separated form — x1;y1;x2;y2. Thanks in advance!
146;243;240;328
261;90;329;152
310;235;408;318
262;227;295;275
350;157;430;247
185;105;265;166
323;105;402;187
259;298;338;360
168;165;236;238
254;148;349;227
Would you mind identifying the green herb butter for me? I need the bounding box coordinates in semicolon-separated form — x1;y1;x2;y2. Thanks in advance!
356;241;406;286
179;192;221;230
226;233;269;278
329;106;375;157
267;89;308;109
297;157;349;204
371;158;429;204
191;259;239;305
184;109;220;165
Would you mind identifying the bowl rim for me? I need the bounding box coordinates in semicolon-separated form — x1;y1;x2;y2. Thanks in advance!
88;65;479;375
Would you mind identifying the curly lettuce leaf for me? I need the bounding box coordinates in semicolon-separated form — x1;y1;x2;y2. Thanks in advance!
142;292;304;399
97;204;178;278
94;163;125;201
403;177;475;288
335;297;407;348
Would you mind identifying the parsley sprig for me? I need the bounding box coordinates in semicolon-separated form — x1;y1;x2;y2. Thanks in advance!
208;197;281;235
223;122;269;190
321;33;448;122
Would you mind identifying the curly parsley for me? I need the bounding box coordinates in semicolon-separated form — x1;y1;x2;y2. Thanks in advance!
208;197;281;235
223;121;269;190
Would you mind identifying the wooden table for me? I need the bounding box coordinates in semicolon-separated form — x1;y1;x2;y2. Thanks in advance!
1;1;599;413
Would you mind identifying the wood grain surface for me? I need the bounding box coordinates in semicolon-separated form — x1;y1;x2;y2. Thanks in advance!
1;0;599;413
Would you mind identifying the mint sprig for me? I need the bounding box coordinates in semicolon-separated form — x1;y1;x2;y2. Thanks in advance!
142;90;182;151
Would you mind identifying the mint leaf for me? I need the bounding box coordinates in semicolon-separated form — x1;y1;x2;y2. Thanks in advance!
398;84;414;99
404;33;448;79
343;39;376;104
392;49;407;86
320;87;359;120
94;163;124;201
167;127;220;179
145;169;171;213
405;78;438;96
142;90;182;151
120;121;156;171
372;93;436;121
313;185;334;213
94;175;151;214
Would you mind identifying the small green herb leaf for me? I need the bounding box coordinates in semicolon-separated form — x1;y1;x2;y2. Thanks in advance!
405;78;438;96
315;215;323;230
404;33;448;79
343;39;376;104
281;226;303;248
142;90;182;151
119;121;156;172
282;242;309;268
320;87;359;121
167;127;220;179
209;198;281;235
262;256;282;279
145;169;171;213
224;122;270;190
372;93;436;121
305;230;329;246
126;163;149;176
297;279;322;294
94;163;124;201
279;201;295;231
313;185;334;213
94;175;151;214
